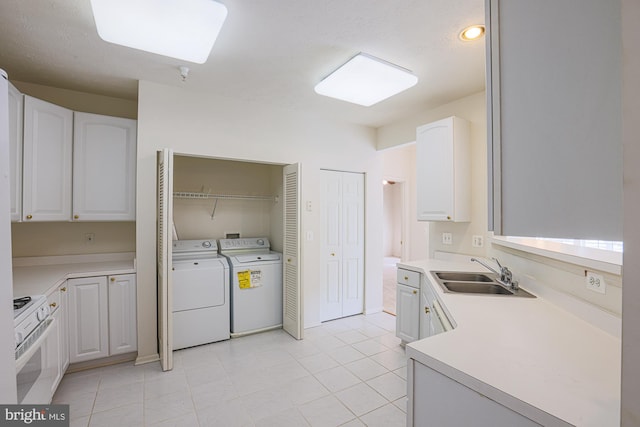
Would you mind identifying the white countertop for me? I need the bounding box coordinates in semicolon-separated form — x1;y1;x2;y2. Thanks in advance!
402;259;621;427
13;255;136;298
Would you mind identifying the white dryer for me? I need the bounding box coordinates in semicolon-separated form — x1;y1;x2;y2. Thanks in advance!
172;239;229;350
218;237;282;337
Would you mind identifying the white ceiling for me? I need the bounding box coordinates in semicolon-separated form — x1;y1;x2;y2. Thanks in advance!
0;0;486;128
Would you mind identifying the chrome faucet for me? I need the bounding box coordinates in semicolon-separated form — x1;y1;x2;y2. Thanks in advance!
471;257;519;290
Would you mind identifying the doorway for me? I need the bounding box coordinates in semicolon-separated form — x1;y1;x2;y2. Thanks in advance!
382;179;404;315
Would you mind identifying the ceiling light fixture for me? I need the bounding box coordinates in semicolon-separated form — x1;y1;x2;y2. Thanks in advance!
90;0;228;64
314;53;418;107
459;25;485;41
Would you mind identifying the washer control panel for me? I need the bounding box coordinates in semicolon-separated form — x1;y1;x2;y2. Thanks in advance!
173;239;218;253
218;237;270;251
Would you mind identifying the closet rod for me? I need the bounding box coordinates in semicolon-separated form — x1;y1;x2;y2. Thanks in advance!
173;191;276;202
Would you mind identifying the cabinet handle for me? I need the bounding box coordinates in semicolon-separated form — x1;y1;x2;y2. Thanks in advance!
404;276;409;281
447;215;451;220
413;290;417;295
60;287;67;292
331;253;335;256
50;302;57;308
26;215;32;220
287;258;292;262
425;306;430;314
74;215;79;219
110;277;116;282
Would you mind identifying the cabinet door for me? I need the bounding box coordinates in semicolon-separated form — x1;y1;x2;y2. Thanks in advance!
59;284;69;373
396;283;420;343
46;308;62;399
68;276;109;363
420;290;433;339
22;96;73;222
416;116;470;222
73;112;137;221
108;274;137;355
8;83;22;222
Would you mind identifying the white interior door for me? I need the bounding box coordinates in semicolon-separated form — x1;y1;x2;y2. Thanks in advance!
320;170;364;322
283;163;303;339
157;149;174;371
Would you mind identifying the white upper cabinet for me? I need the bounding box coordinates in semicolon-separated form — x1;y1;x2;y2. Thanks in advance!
22;96;73;222
8;83;22;222
486;0;622;240
73;112;137;221
416;116;471;222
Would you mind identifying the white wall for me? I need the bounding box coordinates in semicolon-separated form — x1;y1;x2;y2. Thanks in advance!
378;91;487;259
382;183;402;257
621;0;640;423
381;142;429;261
136;80;384;362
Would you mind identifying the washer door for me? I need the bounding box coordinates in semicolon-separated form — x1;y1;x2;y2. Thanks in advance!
172;259;226;311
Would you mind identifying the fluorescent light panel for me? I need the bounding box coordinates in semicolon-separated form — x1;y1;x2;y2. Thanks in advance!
90;0;227;64
314;53;418;107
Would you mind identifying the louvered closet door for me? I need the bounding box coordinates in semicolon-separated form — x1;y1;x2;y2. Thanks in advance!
157;149;174;371
283;163;303;340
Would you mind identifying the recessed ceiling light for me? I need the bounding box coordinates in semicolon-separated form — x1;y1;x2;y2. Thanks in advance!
459;25;485;41
90;0;227;64
314;53;418;107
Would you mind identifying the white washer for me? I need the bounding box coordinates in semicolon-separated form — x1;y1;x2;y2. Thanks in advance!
218;237;283;337
172;239;229;350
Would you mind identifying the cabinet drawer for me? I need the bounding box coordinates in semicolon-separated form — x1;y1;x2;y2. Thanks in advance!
397;269;421;288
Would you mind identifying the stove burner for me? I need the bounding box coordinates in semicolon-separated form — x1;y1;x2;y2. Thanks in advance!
13;296;31;310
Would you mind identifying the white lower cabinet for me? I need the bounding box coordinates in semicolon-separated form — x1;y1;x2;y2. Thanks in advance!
68;274;137;364
108;274;137;355
45;283;68;400
409;359;541;427
396;268;421;343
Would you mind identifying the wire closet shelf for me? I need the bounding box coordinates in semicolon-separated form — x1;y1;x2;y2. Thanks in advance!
172;191;278;219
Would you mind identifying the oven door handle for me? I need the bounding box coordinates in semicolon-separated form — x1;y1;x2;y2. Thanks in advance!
15;316;55;372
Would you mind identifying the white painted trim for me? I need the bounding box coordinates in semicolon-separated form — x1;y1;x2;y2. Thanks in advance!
12;252;136;267
490;236;621;275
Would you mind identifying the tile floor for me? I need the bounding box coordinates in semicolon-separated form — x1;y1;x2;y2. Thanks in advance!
53;312;407;427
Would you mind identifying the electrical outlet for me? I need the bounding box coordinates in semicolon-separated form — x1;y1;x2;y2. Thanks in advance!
84;233;95;245
472;235;484;247
442;232;453;245
585;271;606;294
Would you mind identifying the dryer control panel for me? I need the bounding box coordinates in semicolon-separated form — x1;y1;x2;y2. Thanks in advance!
218;237;270;252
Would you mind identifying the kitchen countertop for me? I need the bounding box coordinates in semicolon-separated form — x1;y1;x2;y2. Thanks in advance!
401;259;621;427
13;255;136;298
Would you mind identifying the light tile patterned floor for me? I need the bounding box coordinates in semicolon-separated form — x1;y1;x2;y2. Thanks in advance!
53;312;407;427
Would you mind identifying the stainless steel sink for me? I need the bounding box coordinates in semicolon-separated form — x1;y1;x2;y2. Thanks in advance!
434;272;494;283
431;271;536;298
440;281;513;295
